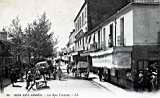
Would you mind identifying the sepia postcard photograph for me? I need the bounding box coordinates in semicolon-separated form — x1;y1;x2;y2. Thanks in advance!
1;0;160;98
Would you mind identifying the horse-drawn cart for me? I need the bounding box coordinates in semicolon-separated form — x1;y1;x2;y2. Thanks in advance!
71;54;92;79
74;61;90;78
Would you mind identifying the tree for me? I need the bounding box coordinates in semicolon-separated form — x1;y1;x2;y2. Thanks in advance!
8;17;25;63
25;12;57;60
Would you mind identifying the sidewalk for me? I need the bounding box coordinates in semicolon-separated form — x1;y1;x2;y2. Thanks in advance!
89;73;160;98
89;73;127;94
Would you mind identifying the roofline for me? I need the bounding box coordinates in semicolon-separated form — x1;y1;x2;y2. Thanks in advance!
100;2;160;27
74;1;87;22
85;3;133;36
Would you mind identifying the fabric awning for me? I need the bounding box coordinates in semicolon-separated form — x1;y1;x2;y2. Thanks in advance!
90;48;113;57
80;52;90;56
70;52;78;56
92;53;131;69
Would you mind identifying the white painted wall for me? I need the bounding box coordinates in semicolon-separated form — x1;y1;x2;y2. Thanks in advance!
116;10;134;46
74;4;88;35
102;21;115;48
100;9;133;48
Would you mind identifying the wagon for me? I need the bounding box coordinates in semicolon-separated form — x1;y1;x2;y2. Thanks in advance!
72;61;90;78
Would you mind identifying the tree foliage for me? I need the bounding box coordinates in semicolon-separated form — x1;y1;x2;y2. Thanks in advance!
8;17;26;61
25;12;57;58
8;13;57;63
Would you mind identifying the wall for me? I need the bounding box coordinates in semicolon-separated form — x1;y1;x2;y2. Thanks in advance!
133;4;160;45
116;9;134;46
98;6;134;48
74;4;88;35
88;0;129;30
102;21;115;48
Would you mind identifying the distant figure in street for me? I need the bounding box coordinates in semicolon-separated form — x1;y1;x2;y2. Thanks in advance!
67;63;70;74
98;68;103;81
53;66;57;80
26;70;33;89
10;68;17;87
137;71;144;91
151;72;157;91
57;67;62;80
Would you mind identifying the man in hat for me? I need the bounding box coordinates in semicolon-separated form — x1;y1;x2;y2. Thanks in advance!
26;70;33;89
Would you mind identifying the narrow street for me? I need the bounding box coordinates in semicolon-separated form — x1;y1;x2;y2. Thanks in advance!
2;72;160;98
2;72;113;98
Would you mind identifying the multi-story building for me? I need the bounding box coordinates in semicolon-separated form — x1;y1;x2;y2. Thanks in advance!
89;0;160;89
74;0;130;52
70;0;160;90
67;29;77;62
68;29;76;52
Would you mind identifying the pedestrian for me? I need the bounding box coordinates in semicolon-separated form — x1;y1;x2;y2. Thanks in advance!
10;68;17;87
53;66;57;80
26;70;33;89
57;67;62;80
137;71;144;91
151;72;157;91
67;63;70;74
98;68;103;81
35;68;41;80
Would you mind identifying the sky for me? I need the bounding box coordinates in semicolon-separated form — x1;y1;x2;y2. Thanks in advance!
0;0;84;50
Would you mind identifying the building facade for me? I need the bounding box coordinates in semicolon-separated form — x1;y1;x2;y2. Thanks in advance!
68;29;76;53
74;0;130;52
69;0;160;90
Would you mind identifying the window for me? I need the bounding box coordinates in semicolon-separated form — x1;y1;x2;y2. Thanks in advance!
80;39;81;45
82;12;84;26
93;33;95;43
109;24;113;47
120;17;124;46
84;37;86;45
98;30;101;49
86;36;88;43
85;7;87;18
158;32;160;44
78;19;80;30
85;7;87;24
79;16;81;29
75;23;78;32
103;28;106;42
89;36;91;43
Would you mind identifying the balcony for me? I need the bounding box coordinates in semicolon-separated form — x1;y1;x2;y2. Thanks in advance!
131;0;160;4
89;42;98;51
89;41;107;51
101;41;107;50
75;45;85;52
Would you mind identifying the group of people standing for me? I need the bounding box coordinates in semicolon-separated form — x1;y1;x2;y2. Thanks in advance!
8;60;72;91
25;65;63;90
136;62;159;91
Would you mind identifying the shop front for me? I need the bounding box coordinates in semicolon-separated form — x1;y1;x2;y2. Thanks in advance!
132;45;160;91
90;47;133;89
